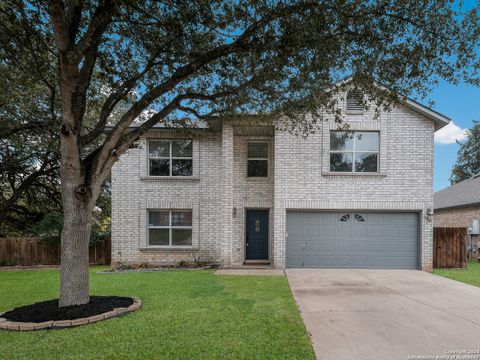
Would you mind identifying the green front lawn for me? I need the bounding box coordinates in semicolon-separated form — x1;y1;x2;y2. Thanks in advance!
433;261;480;287
0;267;314;360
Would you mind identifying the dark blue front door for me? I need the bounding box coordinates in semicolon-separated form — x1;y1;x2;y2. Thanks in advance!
246;210;269;260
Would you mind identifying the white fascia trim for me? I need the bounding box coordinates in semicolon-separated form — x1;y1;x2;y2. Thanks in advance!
404;98;450;131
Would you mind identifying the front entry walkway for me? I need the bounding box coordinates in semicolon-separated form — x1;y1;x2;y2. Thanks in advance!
287;269;480;360
215;269;284;276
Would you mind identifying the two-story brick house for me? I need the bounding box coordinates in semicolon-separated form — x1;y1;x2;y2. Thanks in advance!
111;90;449;270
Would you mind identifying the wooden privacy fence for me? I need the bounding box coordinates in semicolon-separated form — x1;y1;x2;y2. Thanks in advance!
433;227;467;269
0;237;111;266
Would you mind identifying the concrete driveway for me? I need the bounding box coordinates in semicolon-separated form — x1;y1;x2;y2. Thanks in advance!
287;269;480;360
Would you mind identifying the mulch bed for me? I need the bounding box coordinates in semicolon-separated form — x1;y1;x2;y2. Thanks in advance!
3;296;133;323
100;262;220;273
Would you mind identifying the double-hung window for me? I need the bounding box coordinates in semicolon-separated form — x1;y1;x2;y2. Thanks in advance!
148;139;192;176
148;210;192;246
330;131;379;173
247;142;268;177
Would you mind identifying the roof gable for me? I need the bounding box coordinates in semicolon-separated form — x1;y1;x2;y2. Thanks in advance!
334;78;450;131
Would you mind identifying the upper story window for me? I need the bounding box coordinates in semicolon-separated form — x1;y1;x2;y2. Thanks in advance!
148;139;192;176
346;90;364;112
247;142;268;177
330;131;379;173
148;210;192;246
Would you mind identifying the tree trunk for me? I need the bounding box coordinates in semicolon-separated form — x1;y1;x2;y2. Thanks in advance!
59;186;93;307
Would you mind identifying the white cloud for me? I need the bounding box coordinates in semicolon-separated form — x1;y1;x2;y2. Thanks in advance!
434;121;468;144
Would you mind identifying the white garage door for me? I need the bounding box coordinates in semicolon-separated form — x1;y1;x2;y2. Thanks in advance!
286;212;419;269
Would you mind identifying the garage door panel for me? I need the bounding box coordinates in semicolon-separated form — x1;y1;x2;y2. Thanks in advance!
353;240;368;251
336;256;352;266
305;241;321;251
336;227;352;237
320;227;336;236
367;241;385;252
303;212;335;224
336;240;353;251
305;255;320;266
320;241;336;251
287;254;303;267
319;255;336;266
304;227;320;236
353;227;368;237
386;241;417;253
286;211;419;269
352;255;367;266
287;240;303;251
367;227;385;237
367;255;384;267
366;213;384;224
287;224;305;236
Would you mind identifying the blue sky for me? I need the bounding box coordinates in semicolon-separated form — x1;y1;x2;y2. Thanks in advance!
426;0;479;192
428;81;479;192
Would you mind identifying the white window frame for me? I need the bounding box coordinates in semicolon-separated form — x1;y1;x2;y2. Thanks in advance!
148;139;193;176
246;141;269;178
330;131;379;173
147;209;193;247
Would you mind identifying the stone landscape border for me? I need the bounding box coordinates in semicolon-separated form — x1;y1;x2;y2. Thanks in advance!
0;297;142;331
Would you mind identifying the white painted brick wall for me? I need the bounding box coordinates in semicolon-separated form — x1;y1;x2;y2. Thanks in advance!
112;102;435;270
273;104;434;270
112;130;226;265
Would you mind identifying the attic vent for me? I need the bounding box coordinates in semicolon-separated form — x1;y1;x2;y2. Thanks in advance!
346;91;364;112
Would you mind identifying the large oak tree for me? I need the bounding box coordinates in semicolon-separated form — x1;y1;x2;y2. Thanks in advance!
450;121;480;184
1;0;478;306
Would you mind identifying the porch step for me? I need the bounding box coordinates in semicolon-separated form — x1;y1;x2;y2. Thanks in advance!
243;260;271;265
221;261;272;270
221;264;273;270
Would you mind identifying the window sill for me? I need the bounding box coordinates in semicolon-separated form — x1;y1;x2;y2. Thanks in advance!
345;111;364;116
140;176;200;182
322;172;386;177
246;177;270;181
139;246;198;252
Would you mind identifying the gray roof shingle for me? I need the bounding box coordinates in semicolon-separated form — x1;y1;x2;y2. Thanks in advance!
434;174;480;210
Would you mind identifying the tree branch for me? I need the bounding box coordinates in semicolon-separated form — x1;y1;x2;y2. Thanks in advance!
73;0;116;61
65;1;84;45
47;1;70;51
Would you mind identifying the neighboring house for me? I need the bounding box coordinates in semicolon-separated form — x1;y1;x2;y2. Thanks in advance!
111;89;449;271
434;175;480;228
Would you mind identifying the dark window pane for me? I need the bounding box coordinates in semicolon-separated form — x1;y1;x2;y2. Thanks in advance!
149;211;169;226
149;229;169;245
172;229;192;246
172;140;192;157
330;153;353;172
330;132;354;151
355;153;378;172
150;159;170;176
355;132;379;151
247;142;268;158
149;140;169;157
172;159;193;176
248;160;268;177
171;211;192;226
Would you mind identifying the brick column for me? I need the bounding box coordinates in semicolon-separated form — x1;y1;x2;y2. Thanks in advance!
421;207;434;271
273;128;285;269
222;124;234;265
